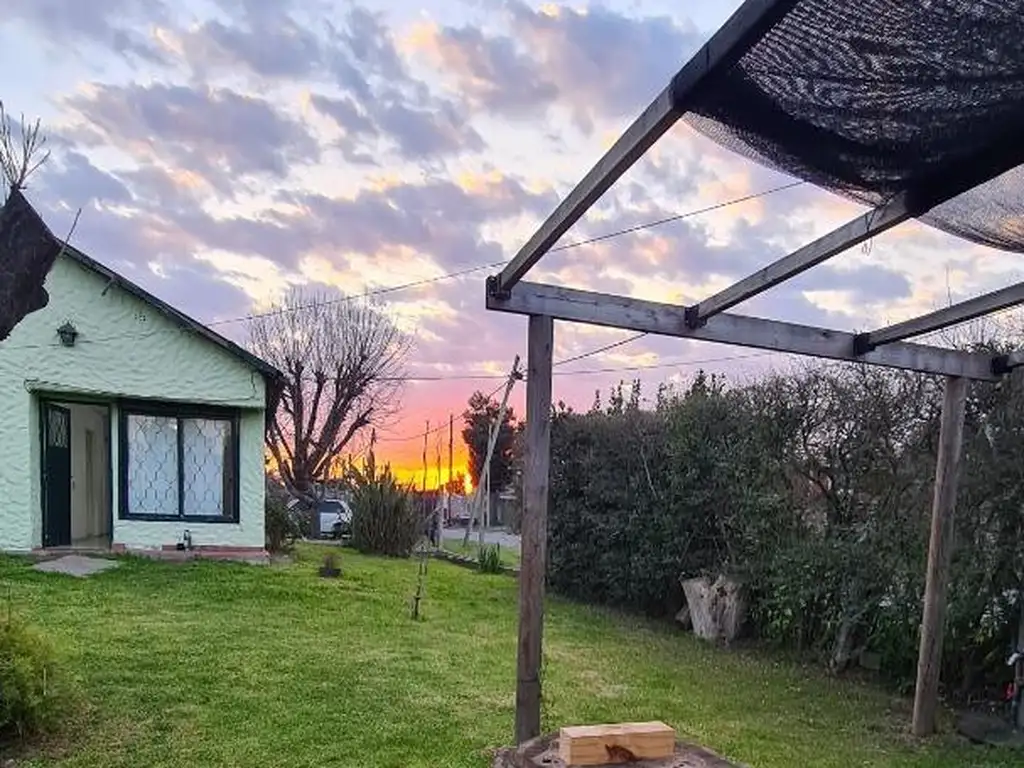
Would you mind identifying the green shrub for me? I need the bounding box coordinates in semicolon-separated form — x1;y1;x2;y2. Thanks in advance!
265;495;301;554
0;617;63;738
348;452;423;558
548;376;790;618
478;544;503;574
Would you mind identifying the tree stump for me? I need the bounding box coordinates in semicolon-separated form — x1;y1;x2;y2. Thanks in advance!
680;575;747;643
492;732;747;767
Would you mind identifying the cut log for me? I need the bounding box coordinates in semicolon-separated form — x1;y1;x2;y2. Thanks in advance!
680;575;747;643
558;722;675;765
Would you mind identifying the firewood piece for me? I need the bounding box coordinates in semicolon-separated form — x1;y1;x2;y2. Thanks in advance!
558;722;675;766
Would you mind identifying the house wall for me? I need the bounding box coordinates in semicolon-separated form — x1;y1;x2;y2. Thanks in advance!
0;253;267;552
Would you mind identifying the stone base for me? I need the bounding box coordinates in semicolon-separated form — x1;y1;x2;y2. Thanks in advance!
492;733;746;767
956;712;1024;749
32;544;269;565
141;545;270;564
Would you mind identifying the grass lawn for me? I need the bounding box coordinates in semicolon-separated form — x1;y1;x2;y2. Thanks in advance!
441;538;520;566
0;545;1016;768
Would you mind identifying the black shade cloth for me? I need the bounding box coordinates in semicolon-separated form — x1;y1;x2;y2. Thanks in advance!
684;0;1024;252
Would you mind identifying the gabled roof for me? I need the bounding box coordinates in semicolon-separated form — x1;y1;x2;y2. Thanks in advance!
62;245;282;382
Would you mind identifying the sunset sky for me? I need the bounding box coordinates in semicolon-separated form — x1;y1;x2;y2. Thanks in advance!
4;0;1023;487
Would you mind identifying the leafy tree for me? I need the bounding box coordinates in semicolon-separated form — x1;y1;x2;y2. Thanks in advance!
444;472;467;496
462;391;518;492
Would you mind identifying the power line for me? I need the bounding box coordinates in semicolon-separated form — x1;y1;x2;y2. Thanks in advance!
546;180;804;253
374;340;781;444
377;378;509;443
205;260;508;327
204;180;805;327
553;332;649;367
0;182;805;354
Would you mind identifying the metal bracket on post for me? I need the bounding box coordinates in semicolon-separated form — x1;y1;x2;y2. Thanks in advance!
991;350;1024;376
852;333;875;357
486;274;511;302
683;305;706;330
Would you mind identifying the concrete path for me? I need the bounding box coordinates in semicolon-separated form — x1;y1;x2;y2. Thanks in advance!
33;554;120;578
441;527;521;552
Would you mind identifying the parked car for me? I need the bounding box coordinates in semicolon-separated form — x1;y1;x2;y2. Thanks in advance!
317;499;353;540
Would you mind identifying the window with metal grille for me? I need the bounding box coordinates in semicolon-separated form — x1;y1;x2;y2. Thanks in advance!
119;403;240;522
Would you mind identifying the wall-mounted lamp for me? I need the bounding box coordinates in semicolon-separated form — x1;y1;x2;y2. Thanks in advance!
57;321;78;347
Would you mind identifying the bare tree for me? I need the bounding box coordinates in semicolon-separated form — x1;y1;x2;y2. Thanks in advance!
0;101;50;193
249;287;411;503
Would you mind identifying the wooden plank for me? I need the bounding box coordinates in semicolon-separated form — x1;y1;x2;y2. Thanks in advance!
690;193;913;323
493;0;796;293
912;376;968;737
858;280;1024;350
486;282;999;381
515;315;554;745
559;722;676;765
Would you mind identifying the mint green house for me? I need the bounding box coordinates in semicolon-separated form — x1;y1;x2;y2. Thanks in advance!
0;247;281;558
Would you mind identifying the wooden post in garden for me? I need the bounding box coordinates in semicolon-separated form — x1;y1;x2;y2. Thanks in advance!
1016;592;1024;729
912;375;967;737
515;315;553;744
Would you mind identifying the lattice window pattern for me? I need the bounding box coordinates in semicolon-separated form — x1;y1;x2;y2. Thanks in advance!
123;410;237;519
47;409;69;448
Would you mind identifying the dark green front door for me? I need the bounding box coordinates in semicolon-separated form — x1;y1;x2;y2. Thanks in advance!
42;403;72;548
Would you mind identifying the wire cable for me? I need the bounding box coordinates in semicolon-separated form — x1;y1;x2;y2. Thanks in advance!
204;180;805;327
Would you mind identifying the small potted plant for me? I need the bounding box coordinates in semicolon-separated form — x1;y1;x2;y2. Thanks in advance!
318;552;341;578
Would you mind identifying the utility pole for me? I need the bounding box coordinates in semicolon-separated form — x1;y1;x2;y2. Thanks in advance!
465;356;522;548
448;414;454;493
435;431;442;548
422;420;431;546
422;420;429;495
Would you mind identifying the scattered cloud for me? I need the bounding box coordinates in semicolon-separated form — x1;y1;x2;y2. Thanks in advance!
61;83;320;193
5;0;1010;473
6;0;169;62
410;3;702;130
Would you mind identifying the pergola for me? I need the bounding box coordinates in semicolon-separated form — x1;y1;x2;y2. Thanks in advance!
485;0;1024;745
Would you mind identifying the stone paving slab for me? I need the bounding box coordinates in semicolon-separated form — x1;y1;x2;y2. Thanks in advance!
33;554;121;578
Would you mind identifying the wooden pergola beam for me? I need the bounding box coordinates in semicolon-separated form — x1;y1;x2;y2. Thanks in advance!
490;0;798;296
688;192;915;325
487;281;999;381
856;280;1024;352
688;128;1024;327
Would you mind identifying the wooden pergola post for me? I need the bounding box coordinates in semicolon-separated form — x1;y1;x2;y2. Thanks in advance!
912;375;968;736
515;315;553;744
